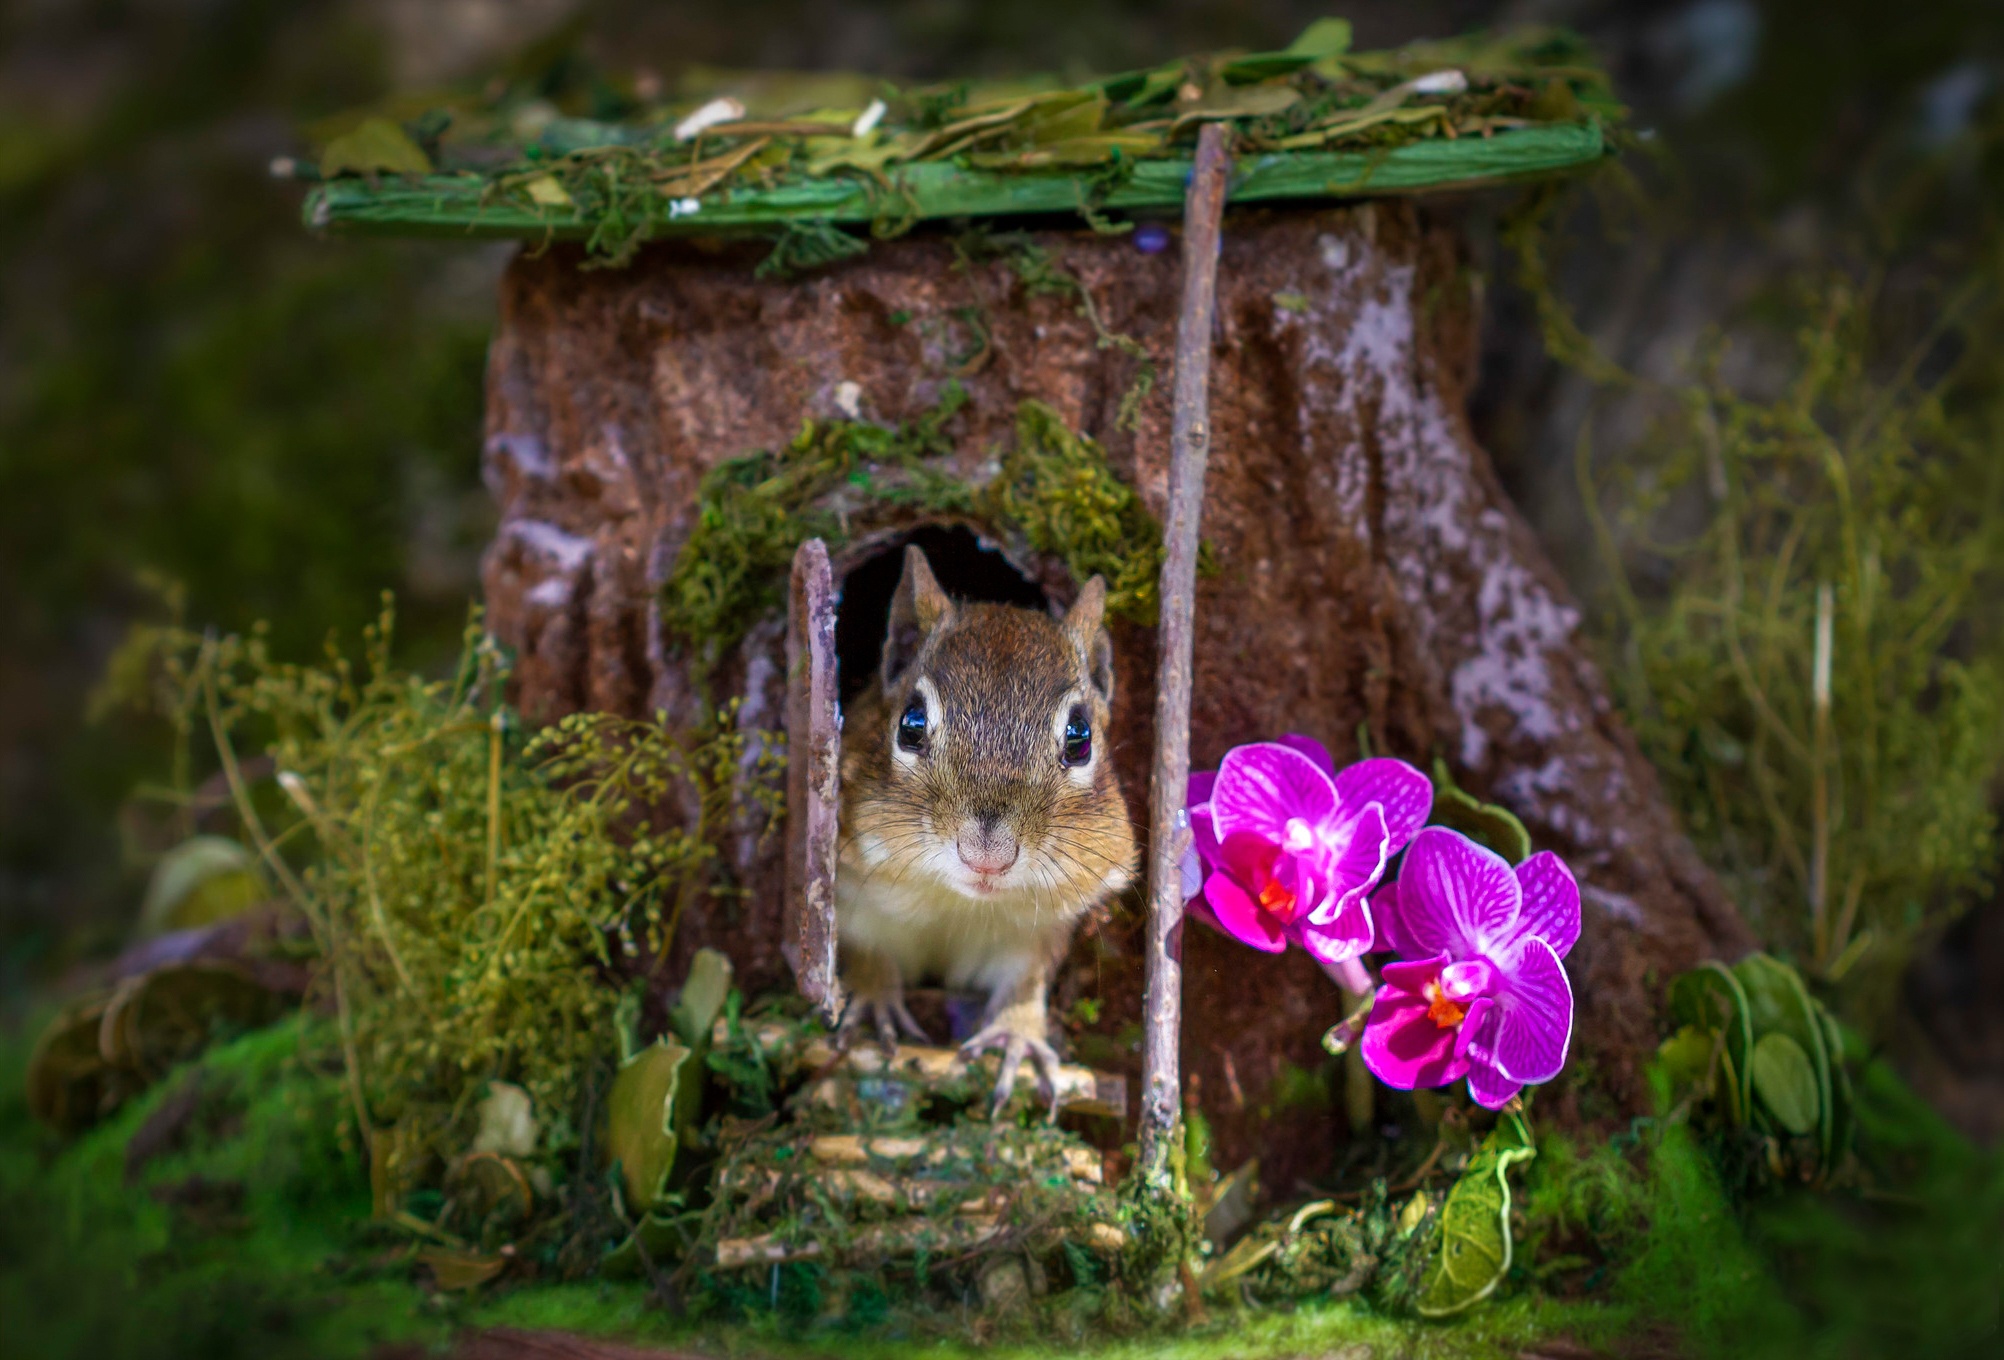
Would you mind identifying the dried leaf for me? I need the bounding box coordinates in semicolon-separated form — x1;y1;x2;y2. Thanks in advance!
522;174;572;207
419;1246;508;1291
140;836;265;934
319;117;433;178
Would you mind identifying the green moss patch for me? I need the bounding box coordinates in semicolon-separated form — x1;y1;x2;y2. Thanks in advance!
660;389;1174;668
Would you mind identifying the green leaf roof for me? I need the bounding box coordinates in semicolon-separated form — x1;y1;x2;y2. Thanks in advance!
295;23;1623;263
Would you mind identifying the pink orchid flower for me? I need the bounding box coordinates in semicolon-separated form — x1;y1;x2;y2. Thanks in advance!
1182;735;1432;974
1360;826;1579;1110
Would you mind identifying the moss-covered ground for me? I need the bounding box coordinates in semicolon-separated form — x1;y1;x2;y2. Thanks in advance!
5;1010;1997;1360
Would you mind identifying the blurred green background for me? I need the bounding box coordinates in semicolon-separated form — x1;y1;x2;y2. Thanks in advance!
3;0;2002;1129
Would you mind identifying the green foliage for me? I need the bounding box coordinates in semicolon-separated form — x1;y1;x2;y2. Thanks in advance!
1580;278;2004;1009
1659;954;1854;1188
604;1037;694;1215
1417;1112;1536;1316
96;601;783;1221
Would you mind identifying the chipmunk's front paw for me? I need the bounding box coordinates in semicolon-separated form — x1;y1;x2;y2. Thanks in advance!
961;1021;1064;1122
837;991;931;1052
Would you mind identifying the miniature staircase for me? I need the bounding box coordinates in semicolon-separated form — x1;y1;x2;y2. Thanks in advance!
704;1018;1129;1274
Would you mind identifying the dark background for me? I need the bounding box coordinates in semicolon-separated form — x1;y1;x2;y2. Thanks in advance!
3;0;2001;1123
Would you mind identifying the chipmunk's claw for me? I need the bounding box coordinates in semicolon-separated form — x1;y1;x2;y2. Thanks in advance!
837;995;932;1053
961;1025;1064;1122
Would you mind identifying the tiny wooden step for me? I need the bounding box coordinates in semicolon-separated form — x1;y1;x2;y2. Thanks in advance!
712;1018;1127;1119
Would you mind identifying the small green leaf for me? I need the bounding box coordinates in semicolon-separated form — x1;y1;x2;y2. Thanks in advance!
319;117;433;178
668;947;734;1049
140;836;265;934
1286;18;1354;59
1416;1113;1536;1317
1749;1033;1820;1135
1428;758;1532;864
1652;1024;1720;1112
1669;961;1753;1122
1732;954;1835;1157
603;1037;691;1216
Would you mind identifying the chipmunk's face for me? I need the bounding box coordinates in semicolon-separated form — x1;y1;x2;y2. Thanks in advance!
846;547;1136;909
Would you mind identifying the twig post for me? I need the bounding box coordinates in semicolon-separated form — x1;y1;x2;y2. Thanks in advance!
1139;122;1232;1190
785;537;844;1024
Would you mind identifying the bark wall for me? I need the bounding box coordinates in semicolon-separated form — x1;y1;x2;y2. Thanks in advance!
480;204;1752;1178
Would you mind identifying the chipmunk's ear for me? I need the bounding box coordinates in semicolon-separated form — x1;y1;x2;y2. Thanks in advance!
882;545;954;693
1062;575;1115;705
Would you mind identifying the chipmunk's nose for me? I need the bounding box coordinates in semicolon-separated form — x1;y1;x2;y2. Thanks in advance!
955;816;1020;877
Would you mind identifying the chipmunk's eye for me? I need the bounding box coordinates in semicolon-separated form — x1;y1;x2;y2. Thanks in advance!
1061;704;1092;768
897;696;928;754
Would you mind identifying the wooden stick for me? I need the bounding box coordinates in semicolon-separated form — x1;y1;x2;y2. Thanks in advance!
1138;122;1232;1190
784;538;843;1023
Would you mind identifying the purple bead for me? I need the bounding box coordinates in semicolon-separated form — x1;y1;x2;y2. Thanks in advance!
1134;222;1171;254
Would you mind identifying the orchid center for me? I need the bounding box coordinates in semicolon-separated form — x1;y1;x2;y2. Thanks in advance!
1256;874;1298;920
1422;979;1468;1029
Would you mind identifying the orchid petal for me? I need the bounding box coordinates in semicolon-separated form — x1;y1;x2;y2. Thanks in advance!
1189;800;1221;872
1439;957;1498;1002
1186;768;1218;807
1511;851;1581;957
1454;996;1497;1063
1369;879;1413;956
1307;803;1390;925
1380;954;1448;993
1466;1061;1522;1111
1393;827;1522;958
1291;897;1374;969
1489;935;1573;1085
1210;743;1339;845
1331;757;1434;850
1203;870;1288;953
1275;733;1337;776
1360;983;1470;1089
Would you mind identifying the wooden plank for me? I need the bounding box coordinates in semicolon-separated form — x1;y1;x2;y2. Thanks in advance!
302;122;1605;240
783;539;842;1022
1137;121;1230;1189
709;1019;1127;1119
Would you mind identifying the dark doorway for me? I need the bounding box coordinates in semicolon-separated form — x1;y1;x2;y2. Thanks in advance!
834;523;1051;706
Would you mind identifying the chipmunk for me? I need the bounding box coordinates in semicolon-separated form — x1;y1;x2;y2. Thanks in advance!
836;545;1138;1116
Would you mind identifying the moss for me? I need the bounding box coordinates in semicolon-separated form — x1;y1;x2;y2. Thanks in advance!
7;1010;1999;1360
662;389;1177;666
660;382;974;666
976;401;1169;622
92;602;783;1237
